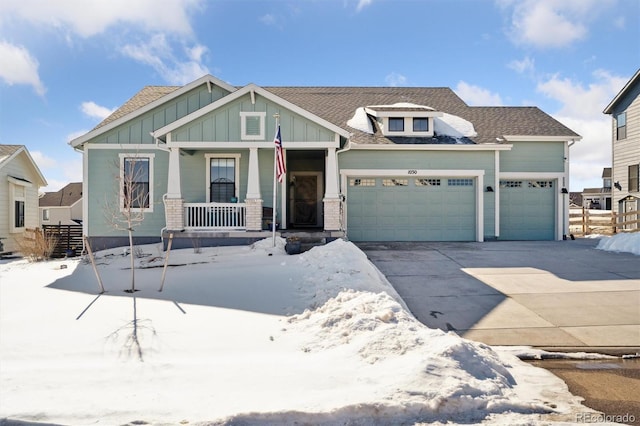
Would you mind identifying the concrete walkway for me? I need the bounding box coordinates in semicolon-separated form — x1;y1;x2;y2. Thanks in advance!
357;239;640;354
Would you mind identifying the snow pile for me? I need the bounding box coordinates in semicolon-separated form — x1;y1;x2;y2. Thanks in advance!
596;232;640;255
434;112;477;138
0;239;597;425
346;106;374;133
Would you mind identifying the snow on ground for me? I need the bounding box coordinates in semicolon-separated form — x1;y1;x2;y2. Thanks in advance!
0;238;621;425
596;232;640;255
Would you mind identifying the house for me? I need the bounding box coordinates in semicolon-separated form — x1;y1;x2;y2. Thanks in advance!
581;167;612;210
39;182;83;226
70;75;580;250
604;68;640;230
0;144;48;254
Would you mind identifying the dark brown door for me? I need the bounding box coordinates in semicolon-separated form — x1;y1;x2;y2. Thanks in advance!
291;173;321;227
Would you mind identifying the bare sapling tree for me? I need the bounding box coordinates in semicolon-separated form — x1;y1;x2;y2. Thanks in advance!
105;156;151;293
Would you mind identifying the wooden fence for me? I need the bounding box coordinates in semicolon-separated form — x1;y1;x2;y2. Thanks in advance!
569;208;639;236
43;224;83;258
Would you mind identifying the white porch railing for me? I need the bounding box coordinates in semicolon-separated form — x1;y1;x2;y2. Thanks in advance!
184;202;247;230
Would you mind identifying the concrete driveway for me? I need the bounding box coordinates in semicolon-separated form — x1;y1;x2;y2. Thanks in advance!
357;239;640;354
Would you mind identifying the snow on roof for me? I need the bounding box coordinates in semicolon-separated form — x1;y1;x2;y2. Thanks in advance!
434;112;478;138
346;107;374;134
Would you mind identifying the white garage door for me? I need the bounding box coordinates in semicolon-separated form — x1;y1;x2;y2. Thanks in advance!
346;177;476;242
499;179;556;240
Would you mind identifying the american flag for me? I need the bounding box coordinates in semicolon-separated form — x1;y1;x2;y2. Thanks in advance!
274;124;286;182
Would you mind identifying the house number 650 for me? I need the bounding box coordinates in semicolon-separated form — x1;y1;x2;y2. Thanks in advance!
407;170;417;174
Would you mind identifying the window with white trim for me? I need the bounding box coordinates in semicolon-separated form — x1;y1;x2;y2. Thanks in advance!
388;117;404;132
240;112;266;140
8;181;27;233
616;112;626;140
119;154;154;212
206;154;241;203
42;209;50;222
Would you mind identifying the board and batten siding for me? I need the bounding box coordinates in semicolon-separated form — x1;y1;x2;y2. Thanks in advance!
171;93;335;143
0;153;41;253
93;85;230;145
85;148;168;237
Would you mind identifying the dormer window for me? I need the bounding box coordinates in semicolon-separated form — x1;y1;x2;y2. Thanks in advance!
364;103;441;137
413;118;429;132
388;117;404;132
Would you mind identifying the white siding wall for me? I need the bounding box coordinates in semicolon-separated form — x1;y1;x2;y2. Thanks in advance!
0;152;42;253
612;93;640;207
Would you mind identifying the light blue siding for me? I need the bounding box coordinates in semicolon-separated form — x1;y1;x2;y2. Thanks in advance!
92;85;229;145
172;93;335;143
86;149;168;236
500;141;565;173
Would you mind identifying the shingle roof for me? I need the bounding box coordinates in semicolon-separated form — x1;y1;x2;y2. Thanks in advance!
0;144;24;164
39;182;83;207
94;86;180;130
93;83;580;145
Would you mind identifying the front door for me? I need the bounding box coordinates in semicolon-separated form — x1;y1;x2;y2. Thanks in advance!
290;172;322;228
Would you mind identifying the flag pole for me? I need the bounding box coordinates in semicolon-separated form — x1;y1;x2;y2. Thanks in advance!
272;114;280;247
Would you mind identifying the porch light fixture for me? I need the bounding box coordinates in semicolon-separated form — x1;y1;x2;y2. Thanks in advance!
614;181;622;190
485;186;494;192
561;188;569;194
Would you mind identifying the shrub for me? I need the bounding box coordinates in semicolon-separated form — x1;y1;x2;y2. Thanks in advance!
14;228;57;262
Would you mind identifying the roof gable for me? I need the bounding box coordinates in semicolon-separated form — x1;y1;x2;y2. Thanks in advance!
152;84;351;140
0;144;48;187
604;68;640;114
70;75;237;148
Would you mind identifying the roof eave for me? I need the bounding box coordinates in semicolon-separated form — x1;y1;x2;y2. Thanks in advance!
502;135;582;142
603;68;640;114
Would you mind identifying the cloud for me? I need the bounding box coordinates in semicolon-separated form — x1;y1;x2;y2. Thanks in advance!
500;0;609;48
120;34;210;85
385;72;407;87
356;0;373;12
81;102;115;121
534;70;630;190
0;0;202;38
30;150;57;169
508;56;535;75
454;81;504;106
0;41;46;96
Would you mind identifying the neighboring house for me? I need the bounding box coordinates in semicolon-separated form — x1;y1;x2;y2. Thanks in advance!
581;167;612;210
604;68;640;230
70;75;580;250
0;144;48;253
39;182;83;226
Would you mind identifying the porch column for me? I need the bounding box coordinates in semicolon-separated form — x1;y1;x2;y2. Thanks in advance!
245;147;263;231
165;147;184;231
323;147;341;231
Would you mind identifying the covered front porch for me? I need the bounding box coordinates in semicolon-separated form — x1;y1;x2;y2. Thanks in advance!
162;146;344;235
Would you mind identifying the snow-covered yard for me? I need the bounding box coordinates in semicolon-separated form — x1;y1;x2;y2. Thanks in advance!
1;234;636;425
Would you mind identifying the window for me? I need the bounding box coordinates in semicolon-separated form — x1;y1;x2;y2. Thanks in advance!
382;178;408;186
210;157;237;202
416;178;441;186
350;178;376;187
388;117;404;132
42;209;50;222
528;181;554;188
119;154;154;212
15;200;25;228
629;164;639;192
500;180;523;188
603;178;612;190
240;112;266;140
616;112;626;140
413;118;429;132
448;178;473;186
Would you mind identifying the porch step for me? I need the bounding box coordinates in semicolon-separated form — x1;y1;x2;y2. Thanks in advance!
284;234;327;254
